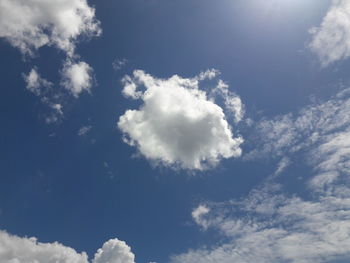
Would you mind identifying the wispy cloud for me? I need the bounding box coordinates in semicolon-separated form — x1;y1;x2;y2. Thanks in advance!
112;59;128;71
23;68;65;123
172;88;350;263
78;125;92;136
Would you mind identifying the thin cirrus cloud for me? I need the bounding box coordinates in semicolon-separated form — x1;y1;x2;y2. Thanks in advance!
118;70;244;170
309;0;350;66
171;88;350;263
0;230;138;263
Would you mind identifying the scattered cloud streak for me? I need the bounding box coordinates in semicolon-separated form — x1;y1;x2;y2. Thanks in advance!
172;88;350;263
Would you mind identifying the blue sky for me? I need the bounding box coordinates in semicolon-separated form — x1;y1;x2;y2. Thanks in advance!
1;0;350;262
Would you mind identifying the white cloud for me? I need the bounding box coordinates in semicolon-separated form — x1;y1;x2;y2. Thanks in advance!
309;0;350;66
0;231;139;263
61;60;93;97
78;125;92;136
23;68;52;95
93;239;136;263
0;230;89;263
118;70;243;170
0;0;101;57
172;88;350;263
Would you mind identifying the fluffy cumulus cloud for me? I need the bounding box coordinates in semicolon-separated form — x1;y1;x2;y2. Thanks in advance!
309;0;350;66
172;88;350;263
93;239;136;263
0;230;88;263
0;231;138;263
118;70;243;170
61;60;93;97
0;0;101;56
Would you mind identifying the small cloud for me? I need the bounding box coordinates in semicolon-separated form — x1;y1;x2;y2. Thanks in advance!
23;68;52;96
61;60;94;97
195;68;220;81
78;125;92;136
112;58;128;71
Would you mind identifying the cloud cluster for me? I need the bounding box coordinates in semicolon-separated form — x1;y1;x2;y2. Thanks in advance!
309;0;350;66
0;0;101;57
118;70;243;170
174;188;350;263
172;88;350;263
1;0;100;123
0;231;137;263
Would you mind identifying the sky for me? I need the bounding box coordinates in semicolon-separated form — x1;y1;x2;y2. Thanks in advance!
1;0;350;262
